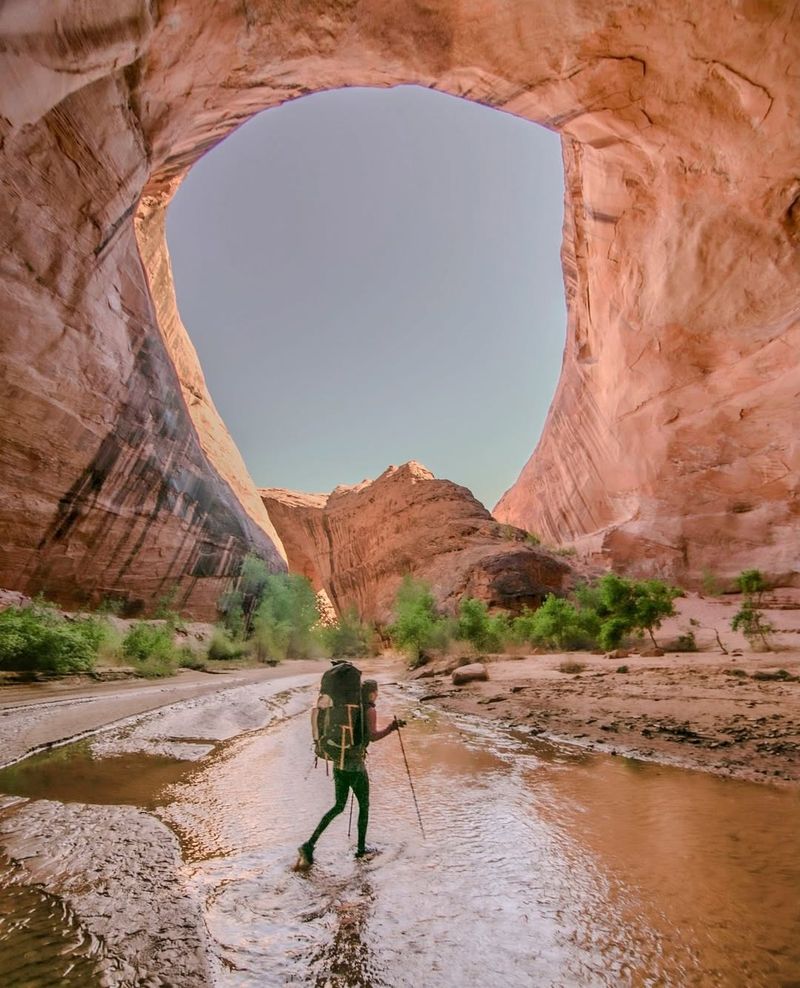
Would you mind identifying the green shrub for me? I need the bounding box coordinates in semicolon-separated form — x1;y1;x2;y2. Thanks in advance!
701;569;723;597
217;553;278;638
319;608;372;658
207;627;246;661
120;622;180;677
0;602;102;673
455;598;510;652
558;659;585;674
178;647;207;672
673;631;698;652
388;576;452;664
616;665;629;674
581;573;680;650
514;596;589;650
731;569;773;650
252;573;320;661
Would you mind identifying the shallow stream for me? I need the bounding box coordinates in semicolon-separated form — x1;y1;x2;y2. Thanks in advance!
0;682;798;986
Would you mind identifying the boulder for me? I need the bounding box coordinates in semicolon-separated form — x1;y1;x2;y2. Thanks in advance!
452;663;488;686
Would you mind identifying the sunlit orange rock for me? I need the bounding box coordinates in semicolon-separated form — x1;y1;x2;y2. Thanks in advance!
0;1;797;617
261;463;571;623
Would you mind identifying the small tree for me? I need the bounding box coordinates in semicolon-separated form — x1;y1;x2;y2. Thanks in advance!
731;569;773;650
319;608;372;658
388;576;450;665
218;554;273;638
583;573;679;650
252;573;320;660
633;579;681;647
455;598;509;652
523;595;583;650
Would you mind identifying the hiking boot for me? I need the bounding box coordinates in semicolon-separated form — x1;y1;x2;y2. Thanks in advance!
355;845;378;859
296;842;314;869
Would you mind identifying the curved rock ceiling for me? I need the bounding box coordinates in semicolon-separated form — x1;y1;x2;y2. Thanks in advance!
0;1;798;615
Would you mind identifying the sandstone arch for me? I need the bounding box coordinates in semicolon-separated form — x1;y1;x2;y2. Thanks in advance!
1;1;797;616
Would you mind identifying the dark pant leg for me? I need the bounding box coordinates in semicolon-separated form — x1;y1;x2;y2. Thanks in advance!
308;769;351;846
352;770;370;851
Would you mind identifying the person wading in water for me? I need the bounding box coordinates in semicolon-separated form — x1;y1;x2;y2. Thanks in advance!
298;679;404;866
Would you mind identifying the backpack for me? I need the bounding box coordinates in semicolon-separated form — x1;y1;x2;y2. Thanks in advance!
311;661;365;769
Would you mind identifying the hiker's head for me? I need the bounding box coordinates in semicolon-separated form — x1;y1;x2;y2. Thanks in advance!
362;679;378;703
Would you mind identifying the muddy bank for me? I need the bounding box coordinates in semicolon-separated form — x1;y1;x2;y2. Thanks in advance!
410;595;800;787
416;651;800;786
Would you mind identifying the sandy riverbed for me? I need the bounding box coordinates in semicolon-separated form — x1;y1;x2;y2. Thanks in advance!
408;593;800;787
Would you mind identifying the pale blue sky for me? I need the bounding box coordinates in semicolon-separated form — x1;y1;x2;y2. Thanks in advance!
167;85;565;510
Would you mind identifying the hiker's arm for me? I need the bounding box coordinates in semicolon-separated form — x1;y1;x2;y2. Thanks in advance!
366;706;398;742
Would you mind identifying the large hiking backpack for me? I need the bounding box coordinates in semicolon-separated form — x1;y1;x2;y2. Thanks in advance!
311;661;365;769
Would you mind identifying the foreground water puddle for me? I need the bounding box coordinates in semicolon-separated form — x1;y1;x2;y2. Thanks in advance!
0;738;199;809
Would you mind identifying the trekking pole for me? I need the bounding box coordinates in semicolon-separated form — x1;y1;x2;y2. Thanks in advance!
347;790;355;838
394;717;426;840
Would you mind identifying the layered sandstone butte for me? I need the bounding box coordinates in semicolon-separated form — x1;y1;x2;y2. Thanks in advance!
1;2;798;617
261;463;571;623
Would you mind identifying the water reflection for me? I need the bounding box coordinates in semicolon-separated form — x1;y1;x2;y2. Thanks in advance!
159;694;800;986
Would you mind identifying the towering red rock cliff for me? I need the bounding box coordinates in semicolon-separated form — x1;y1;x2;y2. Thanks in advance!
0;1;797;616
261;463;571;623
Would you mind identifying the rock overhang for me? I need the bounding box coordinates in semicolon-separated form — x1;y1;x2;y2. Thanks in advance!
0;0;798;617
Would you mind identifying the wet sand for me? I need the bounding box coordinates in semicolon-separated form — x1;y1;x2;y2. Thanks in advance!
413;595;800;787
0;672;324;986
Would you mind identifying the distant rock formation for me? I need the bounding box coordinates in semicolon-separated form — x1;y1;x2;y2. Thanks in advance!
261;463;571;623
0;2;797;616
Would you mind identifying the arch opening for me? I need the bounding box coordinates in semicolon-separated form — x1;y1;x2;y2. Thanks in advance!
164;84;567;513
1;4;796;616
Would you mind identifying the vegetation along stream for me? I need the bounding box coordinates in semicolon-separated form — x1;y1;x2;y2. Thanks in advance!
0;681;798;986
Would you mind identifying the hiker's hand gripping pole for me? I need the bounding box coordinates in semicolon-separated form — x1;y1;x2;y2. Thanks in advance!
394;716;426;840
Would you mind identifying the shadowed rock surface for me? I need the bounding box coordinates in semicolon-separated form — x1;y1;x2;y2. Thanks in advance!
1;1;797;616
261;462;571;622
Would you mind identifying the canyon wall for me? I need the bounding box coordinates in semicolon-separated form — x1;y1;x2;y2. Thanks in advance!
0;1;798;617
261;463;571;623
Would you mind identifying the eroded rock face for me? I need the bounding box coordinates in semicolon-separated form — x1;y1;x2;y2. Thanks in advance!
0;1;797;615
261;463;571;623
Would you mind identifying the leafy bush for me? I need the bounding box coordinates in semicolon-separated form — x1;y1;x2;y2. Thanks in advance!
455;598;510;652
672;631;698;652
558;659;585;674
388;577;452;664
513;596;597;650
701;568;723;597
178;647;207;672
217;554;276;638
319;608;372;658
0;602;103;673
731;569;773;650
121;622;176;662
207;627;247;661
577;574;680;650
252;573;320;661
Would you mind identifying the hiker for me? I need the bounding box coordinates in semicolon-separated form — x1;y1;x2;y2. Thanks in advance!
298;678;405;865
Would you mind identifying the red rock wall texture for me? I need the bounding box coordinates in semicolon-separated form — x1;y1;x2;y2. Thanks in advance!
261;463;571;624
0;1;798;616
